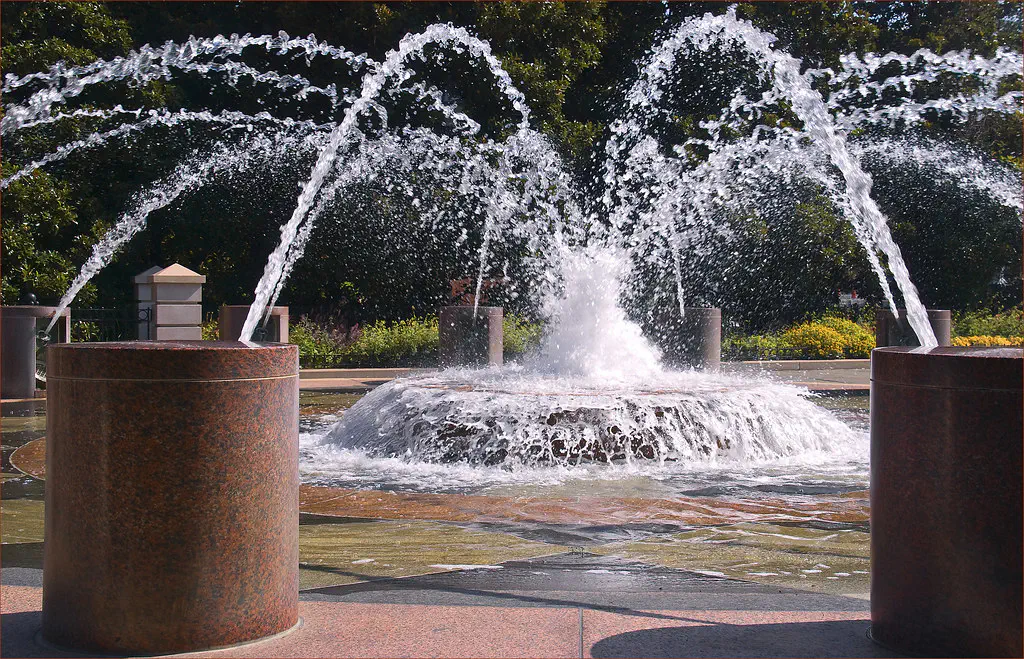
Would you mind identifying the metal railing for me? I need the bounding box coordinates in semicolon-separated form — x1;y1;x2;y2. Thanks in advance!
70;307;152;342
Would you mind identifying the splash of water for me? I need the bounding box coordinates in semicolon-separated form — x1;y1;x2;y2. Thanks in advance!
854;138;1024;216
606;8;946;344
240;23;537;340
4;15;1015;351
2;109;328;189
1;32;371;133
46;129;327;334
324;367;862;468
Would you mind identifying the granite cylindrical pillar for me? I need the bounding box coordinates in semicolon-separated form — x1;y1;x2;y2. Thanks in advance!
874;308;951;347
219;305;289;342
1;306;70;399
42;341;299;655
439;306;503;367
870;346;1022;657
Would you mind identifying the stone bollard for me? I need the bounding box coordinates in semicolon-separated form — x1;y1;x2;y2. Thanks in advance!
656;307;721;370
135;264;206;340
874;308;951;347
870;346;1022;657
219;305;289;342
42;341;299;655
681;307;721;370
1;306;70;399
439;306;503;367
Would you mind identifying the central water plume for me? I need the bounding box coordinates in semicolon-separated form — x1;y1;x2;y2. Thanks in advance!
531;248;663;380
324;244;862;468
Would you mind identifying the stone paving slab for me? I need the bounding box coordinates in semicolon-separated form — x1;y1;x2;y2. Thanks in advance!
298;377;395;392
299;368;433;380
214;602;581;658
0;583;894;658
1;586;582;659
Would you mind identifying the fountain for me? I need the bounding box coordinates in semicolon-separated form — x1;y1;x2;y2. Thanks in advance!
2;10;1015;345
3;6;1021;655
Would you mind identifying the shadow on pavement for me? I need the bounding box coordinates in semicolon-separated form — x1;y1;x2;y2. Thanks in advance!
0;610;82;658
589;619;903;658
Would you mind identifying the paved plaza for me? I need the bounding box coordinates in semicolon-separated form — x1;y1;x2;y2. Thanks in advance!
1;363;887;658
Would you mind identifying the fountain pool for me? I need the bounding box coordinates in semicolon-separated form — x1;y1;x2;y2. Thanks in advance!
292;384;874;597
5;5;1016;527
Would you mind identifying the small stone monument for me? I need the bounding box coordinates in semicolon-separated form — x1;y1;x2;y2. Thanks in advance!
134;264;205;341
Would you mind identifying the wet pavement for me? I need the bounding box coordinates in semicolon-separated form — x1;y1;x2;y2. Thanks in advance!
1;382;892;658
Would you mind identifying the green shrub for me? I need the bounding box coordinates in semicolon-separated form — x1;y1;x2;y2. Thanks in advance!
725;316;874;361
343;317;439;367
201;313;219;341
722;333;789;360
70;320;100;342
779;322;846;359
290;314;546;368
953;307;1024;338
503;314;544;361
289;316;438;368
289;317;346;368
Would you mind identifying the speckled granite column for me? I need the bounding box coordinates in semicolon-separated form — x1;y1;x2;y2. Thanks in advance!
42;341;299;655
870;347;1022;657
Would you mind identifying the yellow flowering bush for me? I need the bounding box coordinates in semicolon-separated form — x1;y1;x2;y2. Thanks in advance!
780;322;846;359
818;316;875;358
951;335;1024;347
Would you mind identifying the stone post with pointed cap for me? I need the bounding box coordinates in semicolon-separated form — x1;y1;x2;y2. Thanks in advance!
134;264;206;341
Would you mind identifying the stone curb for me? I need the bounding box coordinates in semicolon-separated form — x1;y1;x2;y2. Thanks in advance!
299;368;434;379
298;360;870;378
724;359;870;371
